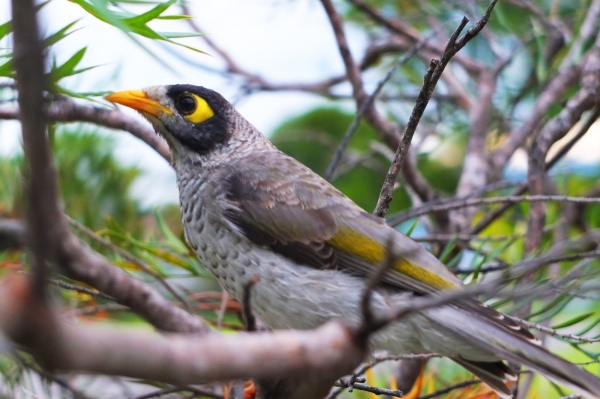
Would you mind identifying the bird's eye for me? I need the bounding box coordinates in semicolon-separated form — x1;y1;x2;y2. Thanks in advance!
176;93;215;123
177;95;197;115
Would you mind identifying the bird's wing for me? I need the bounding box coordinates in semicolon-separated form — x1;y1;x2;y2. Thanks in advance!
218;150;463;295
219;151;549;387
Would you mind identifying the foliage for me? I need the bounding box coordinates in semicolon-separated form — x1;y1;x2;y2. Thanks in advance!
0;129;143;232
1;0;600;398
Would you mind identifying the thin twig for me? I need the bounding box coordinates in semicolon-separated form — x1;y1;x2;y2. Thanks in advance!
354;354;438;380
519;319;600;344
374;0;498;217
390;195;600;224
131;385;222;399
470;107;600;235
373;59;437;217
324;30;438;181
346;0;486;76
48;277;113;300
68;303;129;316
416;379;481;399
16;271;114;300
216;291;229;331
575;360;600;366
526;47;600;253
242;276;259;332
18;355;92;399
327;354;438;399
460;246;600;276
334;378;403;398
12;0;56;299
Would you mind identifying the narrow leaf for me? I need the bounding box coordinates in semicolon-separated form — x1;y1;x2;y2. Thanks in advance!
551;311;596;330
123;0;176;25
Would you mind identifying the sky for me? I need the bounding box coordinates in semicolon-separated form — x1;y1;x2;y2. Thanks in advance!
0;0;364;206
0;0;599;207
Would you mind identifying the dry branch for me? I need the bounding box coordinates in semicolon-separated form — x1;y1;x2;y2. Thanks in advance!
0;222;210;334
324;32;435;181
3;10;208;337
468;107;600;236
0;275;365;389
389;195;600;225
526;47;600;253
0;99;171;162
319;0;440;212
12;0;57;298
490;65;581;175
346;0;486;76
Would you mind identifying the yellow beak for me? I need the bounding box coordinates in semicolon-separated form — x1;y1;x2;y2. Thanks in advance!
104;90;172;116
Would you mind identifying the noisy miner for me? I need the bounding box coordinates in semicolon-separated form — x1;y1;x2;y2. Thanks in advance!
105;85;600;398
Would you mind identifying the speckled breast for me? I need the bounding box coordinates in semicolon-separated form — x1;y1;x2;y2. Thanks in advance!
178;175;254;302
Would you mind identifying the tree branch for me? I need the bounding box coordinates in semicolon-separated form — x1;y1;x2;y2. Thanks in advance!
0;276;365;398
467;106;600;235
346;0;486;76
490;65;581;176
0;98;171;162
0;218;211;334
526;47;600;253
389;194;600;225
12;0;57;298
374;0;498;218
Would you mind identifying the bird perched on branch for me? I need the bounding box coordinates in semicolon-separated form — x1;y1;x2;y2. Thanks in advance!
106;85;600;399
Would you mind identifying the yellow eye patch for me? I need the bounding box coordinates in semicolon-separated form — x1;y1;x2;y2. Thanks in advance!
177;93;214;124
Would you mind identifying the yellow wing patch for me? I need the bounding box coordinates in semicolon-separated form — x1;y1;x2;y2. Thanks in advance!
328;227;386;263
394;258;456;290
328;227;456;290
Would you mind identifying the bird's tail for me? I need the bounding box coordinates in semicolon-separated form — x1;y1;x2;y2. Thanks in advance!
427;306;600;399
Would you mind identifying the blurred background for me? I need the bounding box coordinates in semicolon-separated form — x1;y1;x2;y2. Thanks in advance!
1;1;599;398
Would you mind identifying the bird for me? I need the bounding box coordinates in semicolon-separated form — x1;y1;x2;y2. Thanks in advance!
105;85;600;399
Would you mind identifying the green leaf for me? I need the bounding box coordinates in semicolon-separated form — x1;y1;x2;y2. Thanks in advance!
123;0;176;26
68;0;115;25
525;294;568;320
533;23;547;81
69;0;208;62
575;317;600;336
533;295;576;323
474;238;516;282
43;20;80;48
404;219;419;237
0;59;12;77
156;15;193;20
446;251;462;269
154;209;189;254
51;47;87;81
55;86;111;100
551;311;597;330
0;21;11;41
156;31;204;39
439;237;457;264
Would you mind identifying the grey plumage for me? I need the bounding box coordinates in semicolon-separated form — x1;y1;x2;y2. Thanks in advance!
105;85;600;399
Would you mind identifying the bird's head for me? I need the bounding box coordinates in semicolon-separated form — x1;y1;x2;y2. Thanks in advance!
105;85;259;161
